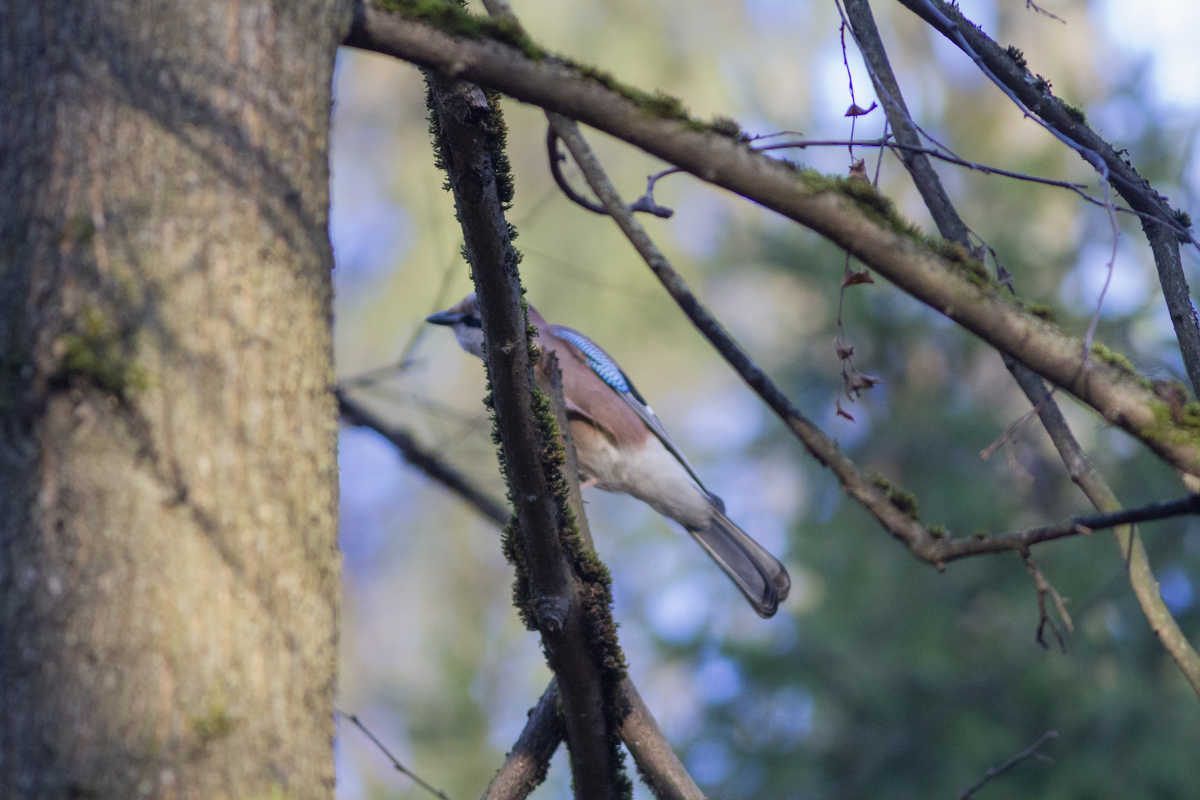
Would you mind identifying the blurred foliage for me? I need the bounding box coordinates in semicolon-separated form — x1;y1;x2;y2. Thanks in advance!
331;0;1200;797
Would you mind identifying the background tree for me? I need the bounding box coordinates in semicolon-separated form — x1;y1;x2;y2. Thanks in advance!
0;2;346;797
335;0;1200;798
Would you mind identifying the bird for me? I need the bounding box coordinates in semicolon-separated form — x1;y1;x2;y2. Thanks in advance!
427;294;791;618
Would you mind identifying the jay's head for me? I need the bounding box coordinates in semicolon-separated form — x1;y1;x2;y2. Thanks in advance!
427;294;485;358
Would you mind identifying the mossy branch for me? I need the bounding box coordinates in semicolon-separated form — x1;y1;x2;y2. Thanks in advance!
344;1;1200;480
424;69;631;800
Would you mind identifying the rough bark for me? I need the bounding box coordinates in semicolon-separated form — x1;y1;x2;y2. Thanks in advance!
0;1;349;797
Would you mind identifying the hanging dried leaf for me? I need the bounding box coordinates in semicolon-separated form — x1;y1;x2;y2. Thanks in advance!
842;268;874;286
844;367;881;398
834;336;855;361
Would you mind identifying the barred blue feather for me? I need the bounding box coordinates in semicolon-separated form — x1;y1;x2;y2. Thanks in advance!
553;328;631;394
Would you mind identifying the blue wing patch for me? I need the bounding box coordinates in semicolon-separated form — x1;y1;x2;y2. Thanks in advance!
553;328;632;394
552;324;716;501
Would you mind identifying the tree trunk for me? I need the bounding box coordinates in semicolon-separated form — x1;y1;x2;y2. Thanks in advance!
0;2;349;797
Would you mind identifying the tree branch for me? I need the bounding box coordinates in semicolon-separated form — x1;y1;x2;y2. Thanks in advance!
481;681;564;800
893;0;1200;394
340;712;454;800
336;388;510;526
425;72;628;799
1012;368;1200;698
957;730;1057;800
844;0;1200;693
344;374;709;796
617;679;705;800
342;1;1200;480
547;111;933;558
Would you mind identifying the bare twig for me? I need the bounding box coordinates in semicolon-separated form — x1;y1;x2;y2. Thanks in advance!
1023;551;1072;651
338;710;454;800
979;388;1055;461
754;137;1179;223
957;730;1058;800
1024;0;1065;23
337;388;510;525
481;682;565;800
547;127;674;218
1010;364;1200;699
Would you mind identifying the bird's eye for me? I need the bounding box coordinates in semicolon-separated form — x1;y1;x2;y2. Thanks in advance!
462;314;482;328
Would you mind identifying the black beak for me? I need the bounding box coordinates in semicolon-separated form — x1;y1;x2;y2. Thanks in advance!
426;310;463;326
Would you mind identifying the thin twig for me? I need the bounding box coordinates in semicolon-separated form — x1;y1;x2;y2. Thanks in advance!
337;388;510;525
895;0;1200;392
957;730;1058;800
546;126;674;218
755;137;1186;230
338;710;454;800
838;1;1199;698
1024;0;1065;23
546;111;932;556
1023;551;1072;651
1010;362;1200;699
979;387;1056;461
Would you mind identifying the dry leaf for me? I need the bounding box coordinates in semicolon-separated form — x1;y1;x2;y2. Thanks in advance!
844;101;878;117
842;268;874;286
834;337;855;361
844;367;881;398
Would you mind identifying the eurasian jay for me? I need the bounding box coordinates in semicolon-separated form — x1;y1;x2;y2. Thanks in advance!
427;294;791;618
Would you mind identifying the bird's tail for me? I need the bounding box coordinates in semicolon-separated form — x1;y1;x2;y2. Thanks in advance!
687;508;791;618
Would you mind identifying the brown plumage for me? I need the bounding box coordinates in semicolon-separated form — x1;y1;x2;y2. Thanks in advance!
428;295;791;617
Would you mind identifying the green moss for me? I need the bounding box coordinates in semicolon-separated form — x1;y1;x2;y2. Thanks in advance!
389;0;710;135
190;705;239;744
1060;99;1087;124
483;88;516;210
500;517;536;629
871;473;920;521
1005;45;1027;71
1022;301;1057;323
928;524;947;539
709;115;746;140
375;0;546;60
1089;342;1153;390
53;307;148;398
973;529;990;540
1142;398;1200;448
1173;208;1193;242
887;487;920;521
60;210;95;246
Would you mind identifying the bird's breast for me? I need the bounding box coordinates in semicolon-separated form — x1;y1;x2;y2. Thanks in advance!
569;418;712;530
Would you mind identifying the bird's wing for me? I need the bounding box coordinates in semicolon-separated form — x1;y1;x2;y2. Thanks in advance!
548;325;718;504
